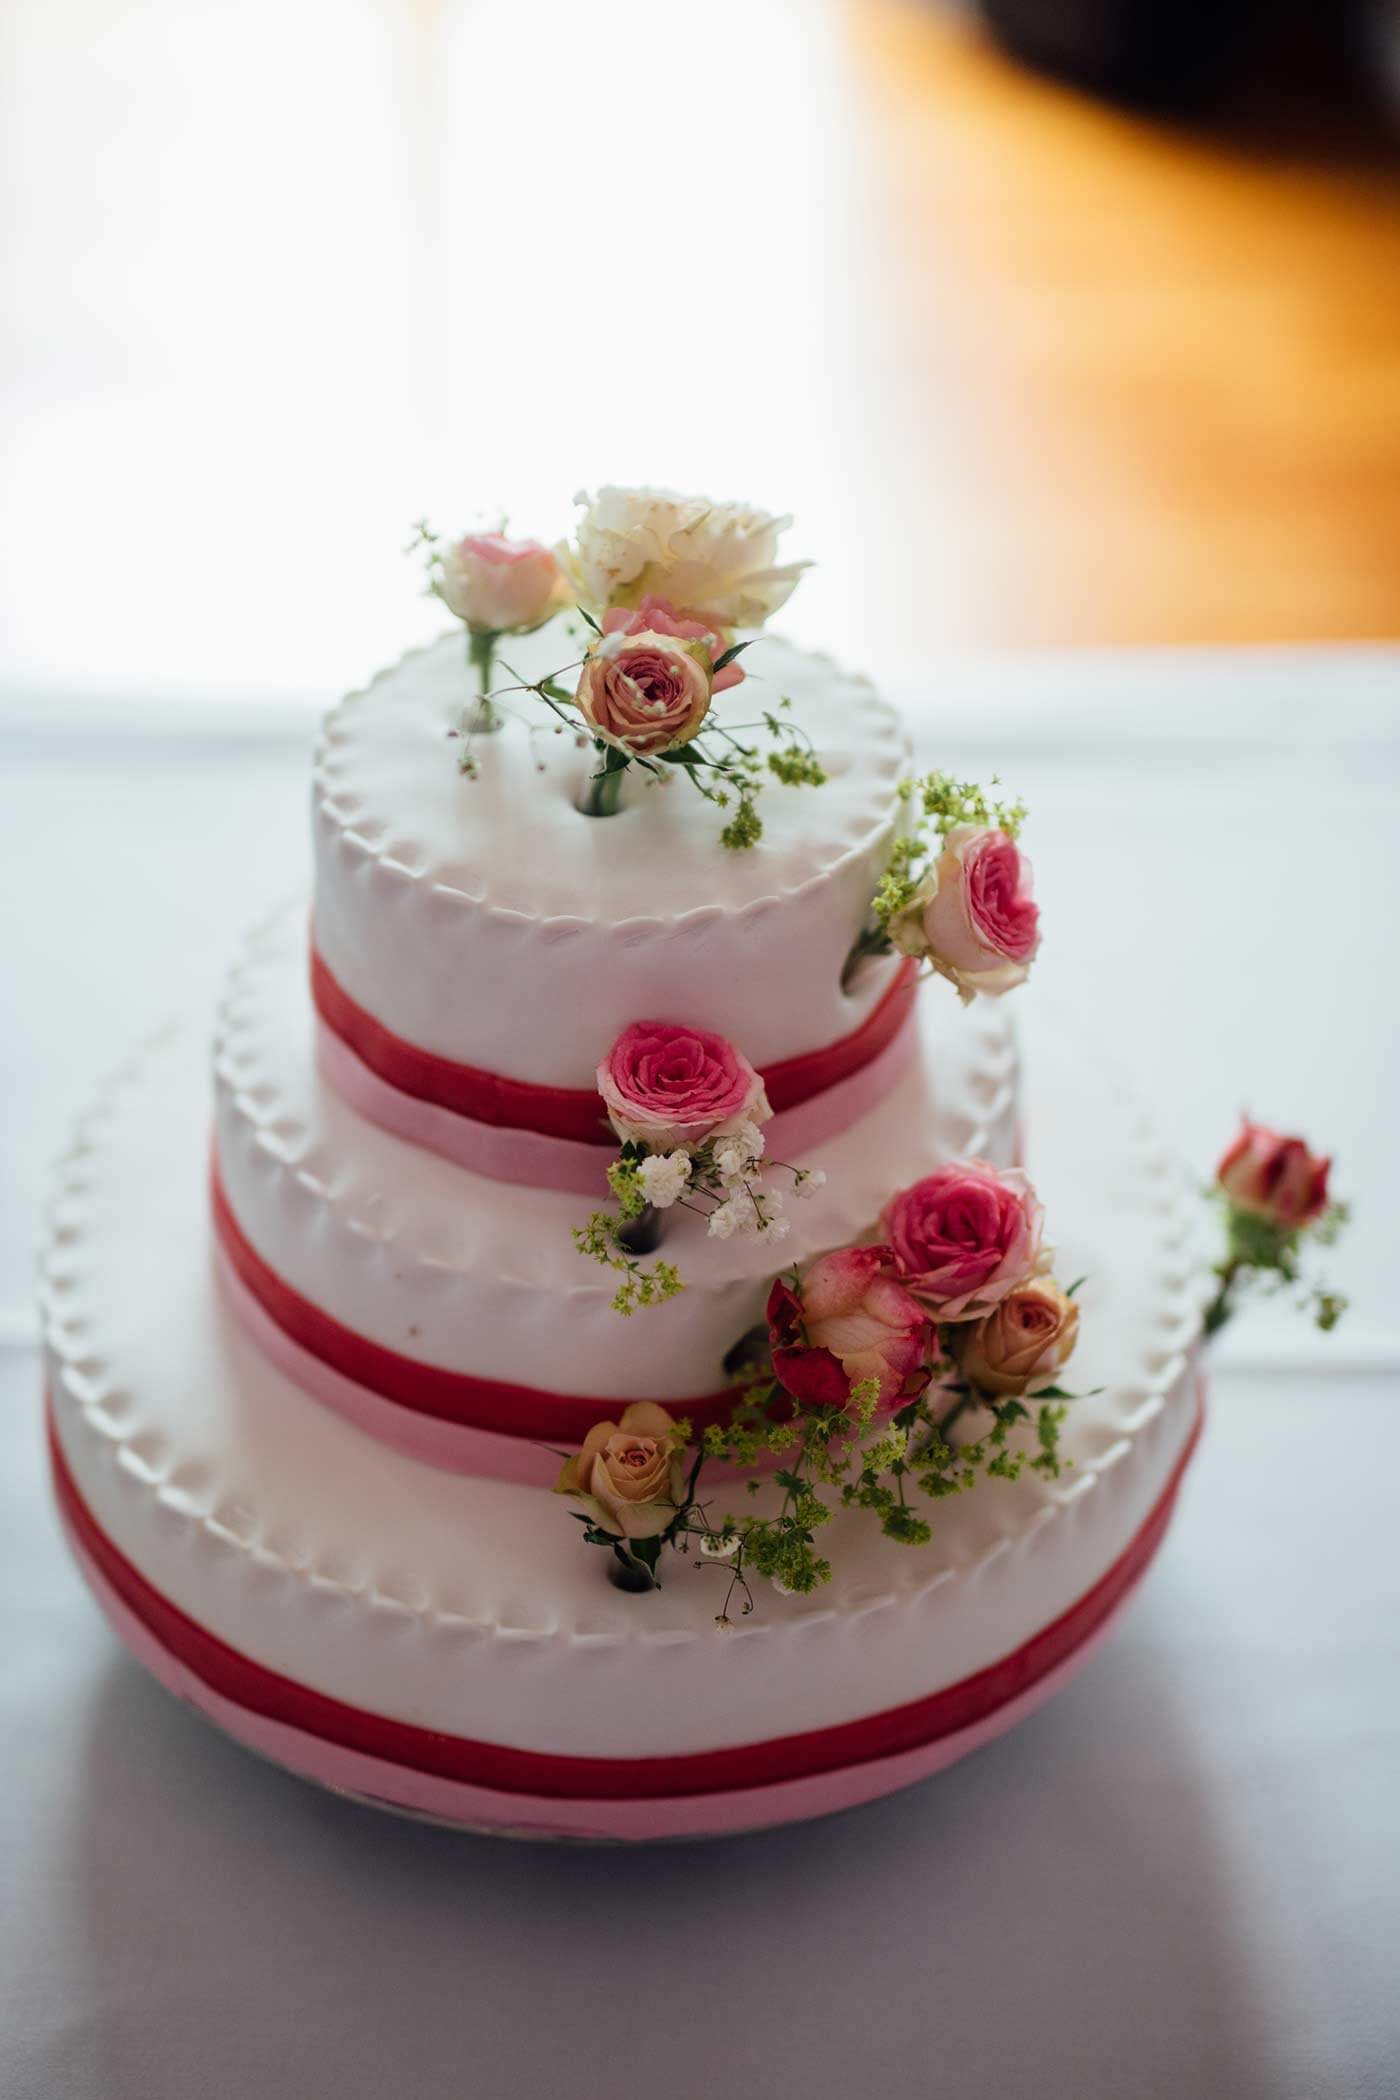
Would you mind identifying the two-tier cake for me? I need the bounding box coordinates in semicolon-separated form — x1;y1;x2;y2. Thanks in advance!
42;490;1212;1840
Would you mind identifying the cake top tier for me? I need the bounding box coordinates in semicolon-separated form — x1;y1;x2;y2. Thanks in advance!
312;623;908;1087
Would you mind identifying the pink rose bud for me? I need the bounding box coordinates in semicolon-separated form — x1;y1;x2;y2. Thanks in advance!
892;825;1040;998
597;1021;771;1152
881;1159;1045;1321
951;1274;1080;1398
575;629;714;757
767;1246;936;1417
600;596;746;692
1217;1120;1331;1230
553;1402;687;1542
436;532;571;635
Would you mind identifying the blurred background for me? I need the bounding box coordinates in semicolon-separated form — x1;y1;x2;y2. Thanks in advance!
4;0;1399;703
1;1;1398;1337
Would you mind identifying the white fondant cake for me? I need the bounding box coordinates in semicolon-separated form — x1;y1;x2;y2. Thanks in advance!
42;519;1216;1841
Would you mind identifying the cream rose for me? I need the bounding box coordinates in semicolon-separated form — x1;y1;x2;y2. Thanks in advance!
553;1402;687;1541
952;1275;1080;1398
575;629;714;757
435;531;571;634
562;486;808;628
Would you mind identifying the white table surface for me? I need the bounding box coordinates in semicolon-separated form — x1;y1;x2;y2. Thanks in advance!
2;647;1398;2098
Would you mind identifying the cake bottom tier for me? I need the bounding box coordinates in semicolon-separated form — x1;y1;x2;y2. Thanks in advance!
42;1011;1210;1843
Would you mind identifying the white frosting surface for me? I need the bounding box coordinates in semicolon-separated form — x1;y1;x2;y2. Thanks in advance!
214;907;1020;1401
312;627;908;1085
43;1006;1211;1760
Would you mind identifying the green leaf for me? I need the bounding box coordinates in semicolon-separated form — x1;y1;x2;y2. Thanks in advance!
711;639;754;674
575;604;602;635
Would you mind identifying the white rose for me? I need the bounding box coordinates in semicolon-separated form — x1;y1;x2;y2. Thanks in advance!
562;486;809;627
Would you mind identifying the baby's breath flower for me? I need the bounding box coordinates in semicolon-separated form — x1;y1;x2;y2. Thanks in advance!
637;1149;692;1209
793;1168;826;1199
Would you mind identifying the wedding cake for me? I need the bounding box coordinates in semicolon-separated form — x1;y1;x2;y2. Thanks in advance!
42;489;1216;1841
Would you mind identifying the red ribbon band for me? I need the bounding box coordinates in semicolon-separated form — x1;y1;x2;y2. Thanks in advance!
211;1161;742;1443
49;1393;1202;1803
311;945;919;1145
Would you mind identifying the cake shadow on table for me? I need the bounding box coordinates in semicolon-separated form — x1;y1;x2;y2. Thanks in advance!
67;1612;1285;2098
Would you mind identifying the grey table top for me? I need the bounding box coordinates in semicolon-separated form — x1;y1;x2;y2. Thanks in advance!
2;653;1398;2098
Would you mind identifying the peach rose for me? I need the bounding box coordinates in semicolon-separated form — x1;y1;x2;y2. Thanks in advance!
952;1275;1080;1398
601;595;745;693
1217;1120;1331;1230
575;629;713;757
435;532;571;634
553;1401;687;1541
891;825;1039;999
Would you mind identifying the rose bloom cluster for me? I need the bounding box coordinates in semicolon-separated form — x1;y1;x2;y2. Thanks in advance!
567;488;804;760
768;1158;1079;1418
434;488;806;762
890;825;1040;1001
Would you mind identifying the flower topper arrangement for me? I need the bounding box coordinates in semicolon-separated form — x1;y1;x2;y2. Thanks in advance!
557;1125;1351;1617
573;1020;824;1315
413;488;826;848
559;1156;1085;1610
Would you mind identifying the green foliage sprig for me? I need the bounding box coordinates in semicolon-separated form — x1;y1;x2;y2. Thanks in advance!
1204;1196;1350;1337
656;1362;1073;1628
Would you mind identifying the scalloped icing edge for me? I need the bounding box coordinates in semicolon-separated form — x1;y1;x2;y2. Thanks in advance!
311;630;911;936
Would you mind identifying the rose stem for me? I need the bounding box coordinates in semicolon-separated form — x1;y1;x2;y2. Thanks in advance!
608;1542;660;1593
465;629;500;734
578;758;626;818
615;1204;663;1256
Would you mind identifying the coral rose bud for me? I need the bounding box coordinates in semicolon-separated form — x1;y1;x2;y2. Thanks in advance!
435;531;571;635
951;1275;1080;1398
598;1021;770;1152
767;1245;935;1417
576;629;714;757
891;825;1039;999
553;1401;687;1541
1217;1120;1331;1230
881;1159;1044;1321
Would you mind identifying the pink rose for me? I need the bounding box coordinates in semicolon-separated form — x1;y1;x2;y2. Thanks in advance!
601;595;745;693
597;1021;770;1151
553;1401;686;1541
1217;1120;1331;1230
435;532;571;634
575;629;713;757
767;1246;935;1416
892;826;1039;998
881;1159;1044;1321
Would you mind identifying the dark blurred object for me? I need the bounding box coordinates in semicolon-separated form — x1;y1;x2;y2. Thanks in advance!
975;0;1259;108
975;0;1399;124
